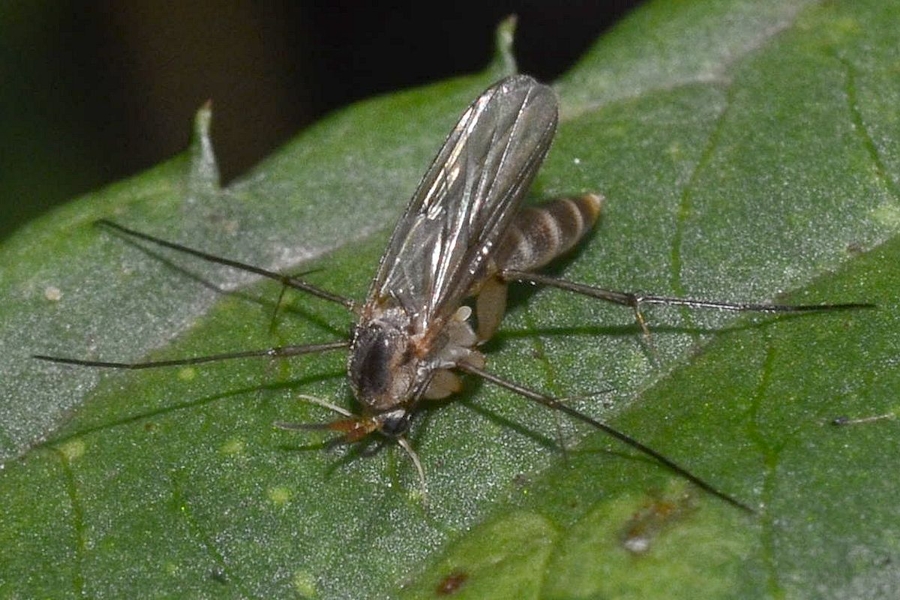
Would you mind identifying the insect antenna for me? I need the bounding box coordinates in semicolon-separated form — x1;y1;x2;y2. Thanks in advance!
504;269;875;337
33;341;348;369
95;220;356;310
457;362;755;514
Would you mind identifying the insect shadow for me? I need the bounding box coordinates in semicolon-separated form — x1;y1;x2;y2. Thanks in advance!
35;75;872;514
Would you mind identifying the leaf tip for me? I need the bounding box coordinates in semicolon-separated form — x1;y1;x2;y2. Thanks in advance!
489;15;519;78
189;101;221;195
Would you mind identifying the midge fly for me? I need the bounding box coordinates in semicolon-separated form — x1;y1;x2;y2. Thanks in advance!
36;75;870;512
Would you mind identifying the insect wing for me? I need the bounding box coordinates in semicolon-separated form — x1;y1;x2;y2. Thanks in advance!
370;75;558;327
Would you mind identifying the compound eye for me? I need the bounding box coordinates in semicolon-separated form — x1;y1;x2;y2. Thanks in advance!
352;328;393;399
378;411;410;438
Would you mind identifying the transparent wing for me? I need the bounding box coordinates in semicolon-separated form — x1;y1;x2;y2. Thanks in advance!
369;75;558;328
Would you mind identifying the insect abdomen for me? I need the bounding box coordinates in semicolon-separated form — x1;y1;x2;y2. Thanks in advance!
494;193;603;273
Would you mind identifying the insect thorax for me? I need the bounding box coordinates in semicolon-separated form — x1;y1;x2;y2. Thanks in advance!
348;303;483;419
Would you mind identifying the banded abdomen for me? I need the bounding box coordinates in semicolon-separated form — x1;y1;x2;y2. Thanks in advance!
474;193;603;340
495;193;602;273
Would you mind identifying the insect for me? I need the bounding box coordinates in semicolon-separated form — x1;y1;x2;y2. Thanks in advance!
35;75;870;512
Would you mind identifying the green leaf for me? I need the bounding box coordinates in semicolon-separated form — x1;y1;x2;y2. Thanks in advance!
3;2;899;598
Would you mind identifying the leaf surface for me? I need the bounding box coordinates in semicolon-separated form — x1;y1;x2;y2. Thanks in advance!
2;2;899;598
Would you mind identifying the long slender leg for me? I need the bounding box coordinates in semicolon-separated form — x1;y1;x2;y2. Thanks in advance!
456;362;755;514
503;270;874;337
34;341;348;369
96;220;356;310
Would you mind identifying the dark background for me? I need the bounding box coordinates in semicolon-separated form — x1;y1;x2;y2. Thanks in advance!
1;2;644;241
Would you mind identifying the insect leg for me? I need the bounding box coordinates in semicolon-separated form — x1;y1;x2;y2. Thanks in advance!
95;220;356;310
502;270;874;337
268;282;291;334
456;362;754;514
33;340;348;369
